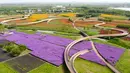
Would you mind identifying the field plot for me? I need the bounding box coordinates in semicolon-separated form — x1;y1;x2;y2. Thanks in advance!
113;20;130;24
75;21;100;27
28;14;48;21
49;19;72;25
101;22;118;27
0;40;15;62
4;31;124;67
0;48;14;62
28;22;63;28
7;14;49;25
6;54;45;73
8;19;33;24
29;62;69;73
0;15;23;22
0;63;17;73
58;13;76;17
100;14;128;20
100;29;122;34
49;19;100;27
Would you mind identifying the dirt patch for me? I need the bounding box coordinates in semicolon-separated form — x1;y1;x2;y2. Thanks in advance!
74;21;100;27
0;18;5;22
7;19;33;24
6;54;45;73
101;22;117;27
27;22;64;28
113;20;130;24
0;48;14;62
60;19;72;24
0;40;14;62
100;29;122;34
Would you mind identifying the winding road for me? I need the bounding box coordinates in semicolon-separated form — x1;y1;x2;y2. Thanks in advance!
64;18;128;73
0;14;128;73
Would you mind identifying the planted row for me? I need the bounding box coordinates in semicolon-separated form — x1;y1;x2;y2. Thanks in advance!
117;24;130;29
108;38;130;49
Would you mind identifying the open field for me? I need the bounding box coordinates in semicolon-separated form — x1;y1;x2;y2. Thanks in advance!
8;19;33;24
0;30;128;73
49;19;100;27
58;13;76;17
6;54;45;73
0;3;130;73
100;14;128;20
28;49;130;73
0;15;23;22
6;14;49;24
0;11;130;73
26;22;65;28
0;63;18;73
28;14;49;21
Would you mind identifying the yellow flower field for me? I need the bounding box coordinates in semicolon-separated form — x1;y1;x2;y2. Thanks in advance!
100;14;128;20
28;14;49;21
58;13;76;17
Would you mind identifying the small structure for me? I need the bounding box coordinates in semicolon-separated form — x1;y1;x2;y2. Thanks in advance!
49;5;73;13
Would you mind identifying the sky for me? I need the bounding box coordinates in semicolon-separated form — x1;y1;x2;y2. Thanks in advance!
0;0;129;3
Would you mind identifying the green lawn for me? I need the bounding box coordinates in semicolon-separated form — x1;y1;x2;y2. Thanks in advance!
49;19;68;25
116;49;130;73
28;63;69;73
84;28;100;36
16;29;36;34
74;58;112;73
0;63;18;73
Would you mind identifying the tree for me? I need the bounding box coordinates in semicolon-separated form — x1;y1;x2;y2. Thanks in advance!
19;45;27;51
10;47;21;56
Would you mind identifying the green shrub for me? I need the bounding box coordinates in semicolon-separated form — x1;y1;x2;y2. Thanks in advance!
0;44;4;48
2;42;27;56
108;38;130;49
68;18;73;22
98;17;113;22
117;24;130;29
10;47;21;56
19;44;27;51
61;15;69;17
3;44;15;52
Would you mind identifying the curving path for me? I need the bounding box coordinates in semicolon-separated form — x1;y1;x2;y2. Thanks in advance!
64;19;128;73
0;14;31;25
1;14;128;73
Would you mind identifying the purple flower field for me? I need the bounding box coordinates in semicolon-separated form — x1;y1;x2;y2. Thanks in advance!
3;31;125;66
